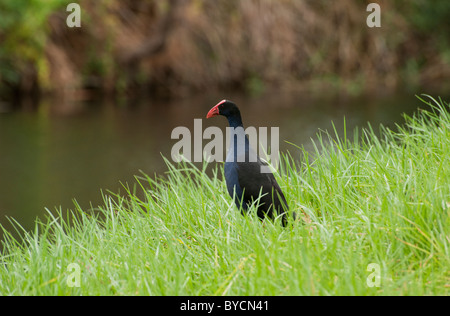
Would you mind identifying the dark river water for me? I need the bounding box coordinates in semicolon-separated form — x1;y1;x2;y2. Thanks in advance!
0;91;445;240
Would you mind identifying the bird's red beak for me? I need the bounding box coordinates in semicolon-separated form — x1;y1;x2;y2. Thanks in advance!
206;99;226;118
206;106;219;118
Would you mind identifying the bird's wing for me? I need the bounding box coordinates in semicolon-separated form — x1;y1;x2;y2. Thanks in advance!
236;161;288;213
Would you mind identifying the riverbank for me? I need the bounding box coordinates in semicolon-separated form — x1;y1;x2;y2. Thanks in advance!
1;1;450;100
1;95;449;295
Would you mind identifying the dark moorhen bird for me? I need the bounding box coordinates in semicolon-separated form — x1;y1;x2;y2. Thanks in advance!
206;100;294;226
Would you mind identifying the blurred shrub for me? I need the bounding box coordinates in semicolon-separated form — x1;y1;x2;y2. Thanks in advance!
400;0;450;34
0;0;65;93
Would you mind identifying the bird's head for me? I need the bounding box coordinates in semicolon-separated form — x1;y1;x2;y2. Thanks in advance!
206;100;240;119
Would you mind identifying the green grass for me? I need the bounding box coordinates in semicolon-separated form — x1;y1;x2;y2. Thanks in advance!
1;95;449;295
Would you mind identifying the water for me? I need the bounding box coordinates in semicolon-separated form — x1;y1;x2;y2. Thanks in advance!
0;91;440;240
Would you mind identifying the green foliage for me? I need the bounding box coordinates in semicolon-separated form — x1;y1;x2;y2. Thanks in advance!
0;0;66;85
402;0;450;33
1;95;449;295
395;0;450;52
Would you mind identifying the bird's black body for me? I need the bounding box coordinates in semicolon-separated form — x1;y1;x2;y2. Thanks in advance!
207;100;292;226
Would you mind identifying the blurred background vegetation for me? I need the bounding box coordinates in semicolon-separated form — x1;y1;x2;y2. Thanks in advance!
0;0;449;102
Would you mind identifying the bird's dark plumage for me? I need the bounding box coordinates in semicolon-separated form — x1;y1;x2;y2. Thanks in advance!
207;100;293;226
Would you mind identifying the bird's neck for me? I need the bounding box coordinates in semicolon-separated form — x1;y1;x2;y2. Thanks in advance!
226;115;257;162
226;115;243;129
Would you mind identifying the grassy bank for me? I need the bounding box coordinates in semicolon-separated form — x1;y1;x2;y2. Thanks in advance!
1;95;449;295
